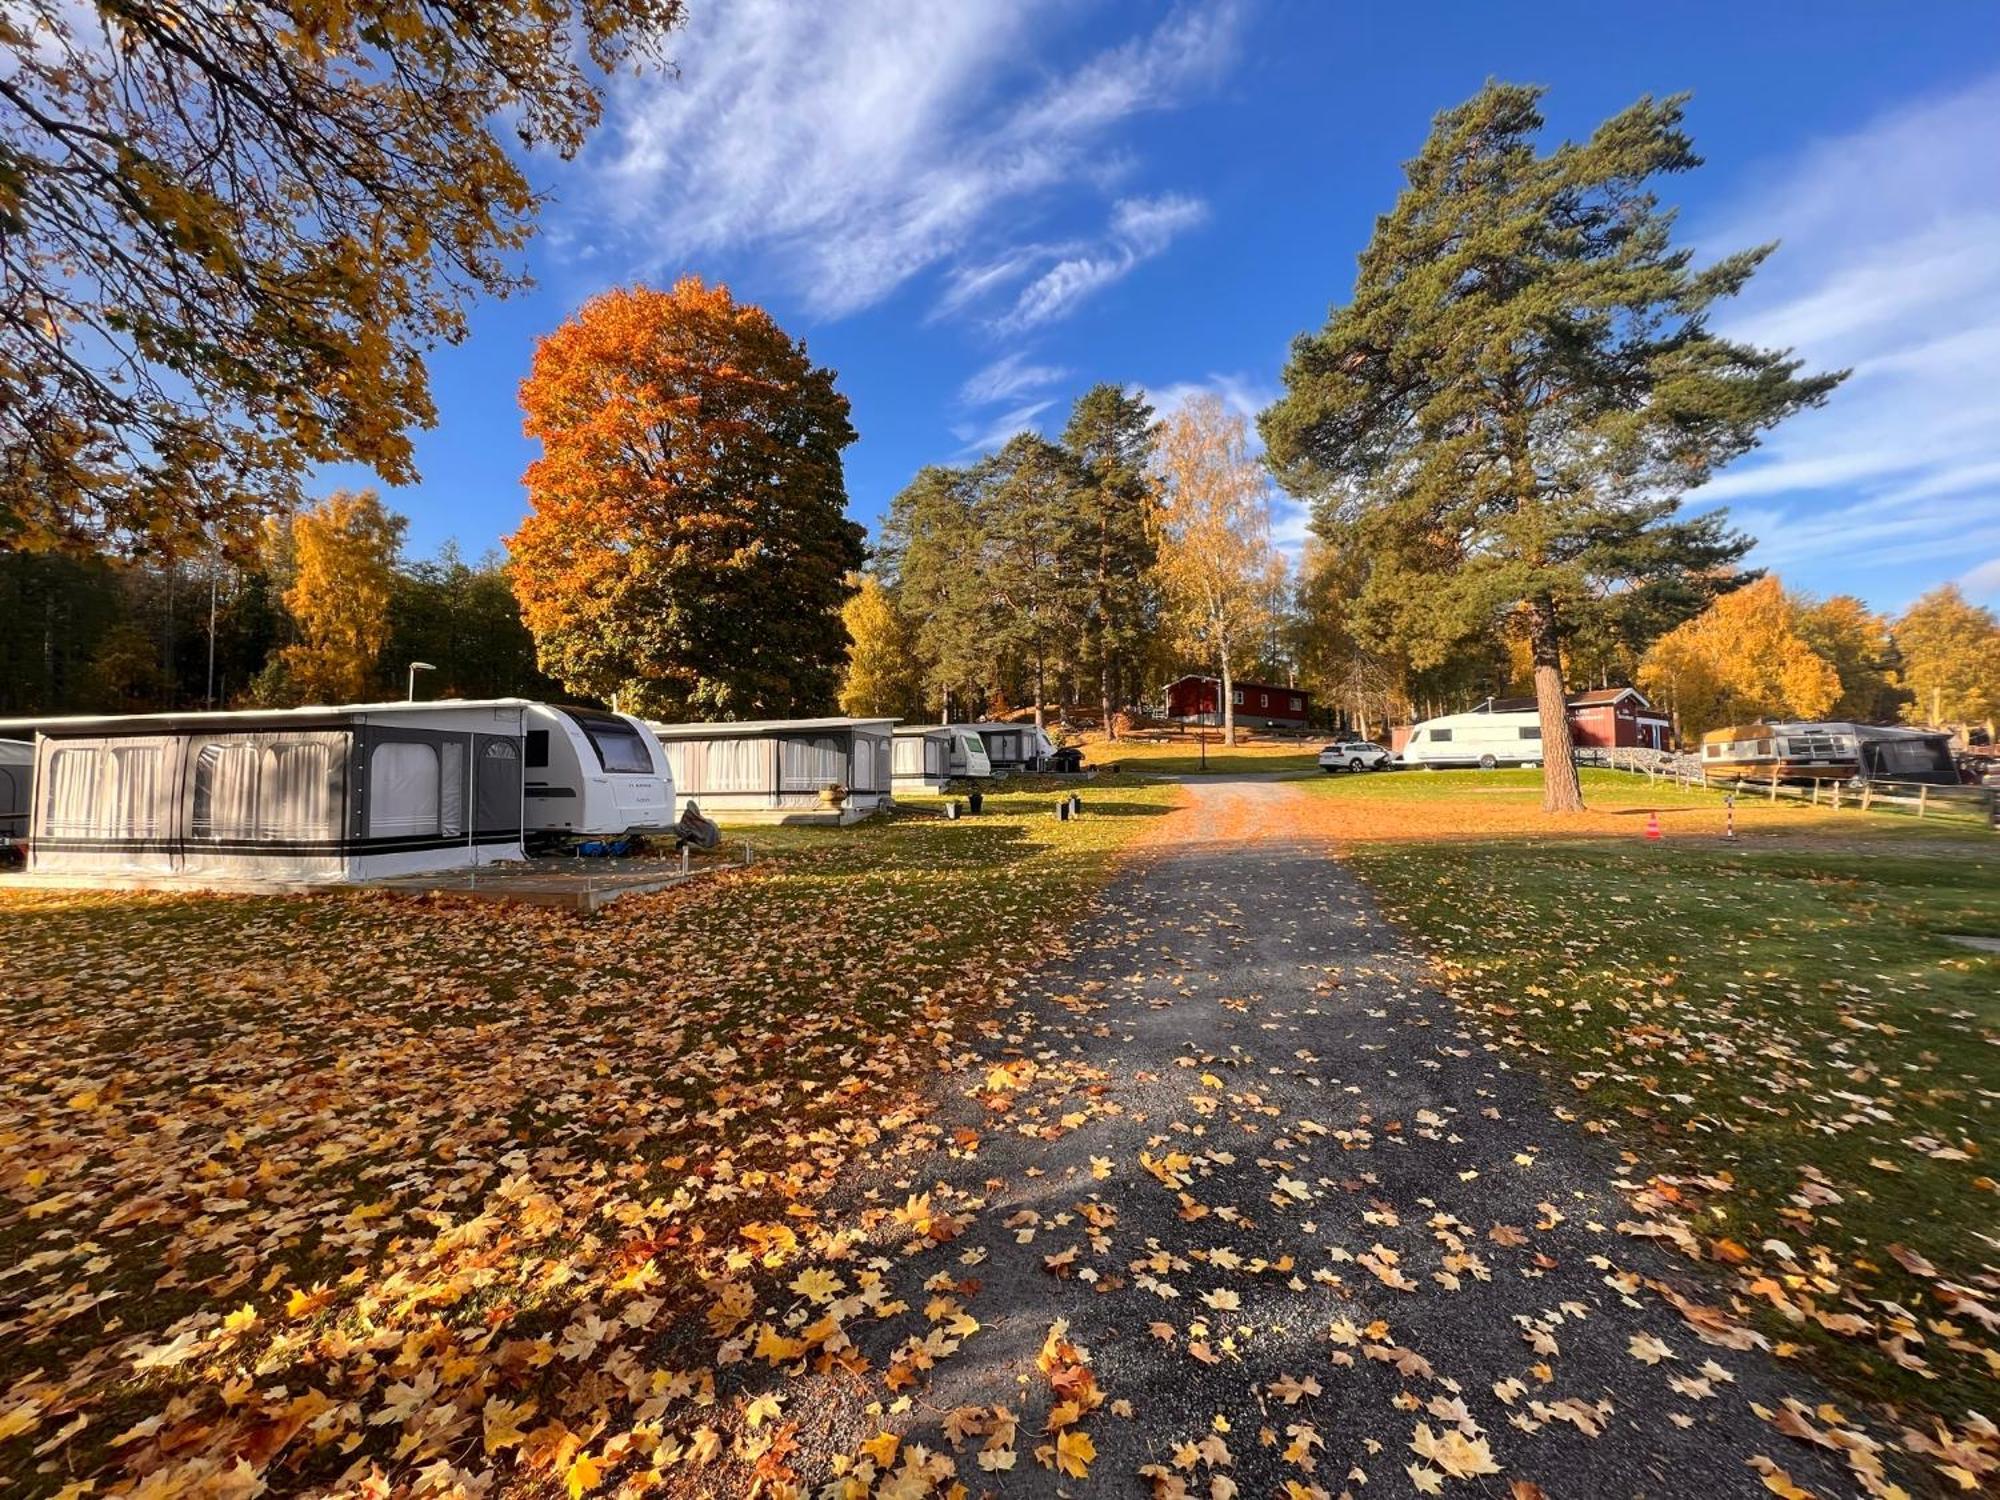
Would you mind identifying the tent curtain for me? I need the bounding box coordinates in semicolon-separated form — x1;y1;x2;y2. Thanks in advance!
192;743;259;839
42;743;167;838
368;741;440;837
779;736;843;790
260;740;342;840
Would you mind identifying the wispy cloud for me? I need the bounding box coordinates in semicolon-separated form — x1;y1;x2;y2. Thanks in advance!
948;398;1055;457
959;352;1069;407
1690;71;2000;605
583;0;1241;320
992;193;1209;331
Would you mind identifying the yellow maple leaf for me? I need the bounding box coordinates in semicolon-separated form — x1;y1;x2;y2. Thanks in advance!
566;1451;602;1499
790;1267;843;1304
1054;1429;1096;1479
858;1430;900;1467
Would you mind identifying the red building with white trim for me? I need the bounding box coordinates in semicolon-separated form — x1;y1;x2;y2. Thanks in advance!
1163;675;1311;729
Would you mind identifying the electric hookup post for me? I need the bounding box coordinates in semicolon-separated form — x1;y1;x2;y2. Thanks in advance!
1724;792;1736;841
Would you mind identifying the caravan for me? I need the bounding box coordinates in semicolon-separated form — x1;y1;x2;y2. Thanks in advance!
1;738;30;860
891;725;993;791
1398;707;1544;769
522;705;675;848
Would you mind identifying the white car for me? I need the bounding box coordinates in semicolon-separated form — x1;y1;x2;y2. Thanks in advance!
1319;739;1392;773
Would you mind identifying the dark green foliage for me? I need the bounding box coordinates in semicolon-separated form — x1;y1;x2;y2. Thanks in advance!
1262;82;1842;809
1062;384;1160;730
976;433;1093;722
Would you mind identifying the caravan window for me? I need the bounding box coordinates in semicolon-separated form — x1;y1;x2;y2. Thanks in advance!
567;712;653;775
525;730;549;769
1518;726;1541;740
369;741;441;838
1430;728;1453;743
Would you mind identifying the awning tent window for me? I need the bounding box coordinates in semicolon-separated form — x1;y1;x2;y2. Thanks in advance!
43;743;167;839
440;740;467;837
780;735;843;790
369;741;441;838
192;742;260;840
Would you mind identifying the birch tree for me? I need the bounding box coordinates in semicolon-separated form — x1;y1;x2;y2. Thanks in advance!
1153;396;1286;746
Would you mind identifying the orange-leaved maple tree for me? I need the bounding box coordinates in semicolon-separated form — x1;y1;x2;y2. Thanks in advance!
509;278;863;718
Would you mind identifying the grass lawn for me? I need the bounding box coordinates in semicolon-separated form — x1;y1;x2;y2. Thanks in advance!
1322;768;1999;1420
1075;732;1321;777
0;777;1178;1496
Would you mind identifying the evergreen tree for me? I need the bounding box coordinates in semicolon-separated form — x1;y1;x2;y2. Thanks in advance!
879;466;990;721
1261;83;1841;811
1061;384;1160;738
975;434;1093;731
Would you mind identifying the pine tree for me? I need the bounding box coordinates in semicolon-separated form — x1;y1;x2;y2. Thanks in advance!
1061;384;1160;738
976;434;1093;732
1261;83;1841;811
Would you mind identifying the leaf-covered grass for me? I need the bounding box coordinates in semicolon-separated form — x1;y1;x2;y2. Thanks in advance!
0;777;1179;1495
1344;806;1999;1419
1076;734;1321;777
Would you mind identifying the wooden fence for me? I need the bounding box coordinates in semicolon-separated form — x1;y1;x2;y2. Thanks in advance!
1578;747;1999;832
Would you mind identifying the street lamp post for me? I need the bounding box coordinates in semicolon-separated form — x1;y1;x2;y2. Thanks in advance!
407;661;437;701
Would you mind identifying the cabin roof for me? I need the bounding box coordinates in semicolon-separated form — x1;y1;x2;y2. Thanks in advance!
1164;673;1308;695
646;716;898;738
1480;687;1656;714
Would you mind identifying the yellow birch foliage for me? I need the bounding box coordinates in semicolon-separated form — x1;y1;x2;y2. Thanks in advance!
1637;575;1839;739
277;490;404;703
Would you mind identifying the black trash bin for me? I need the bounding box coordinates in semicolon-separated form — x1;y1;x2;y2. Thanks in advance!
968;791;984;815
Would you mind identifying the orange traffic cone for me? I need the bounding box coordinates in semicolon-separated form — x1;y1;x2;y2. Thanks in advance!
1644;810;1662;841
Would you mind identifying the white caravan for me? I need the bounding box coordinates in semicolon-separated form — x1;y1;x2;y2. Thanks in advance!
891;724;994;791
522;705;675;847
1398;707;1544;769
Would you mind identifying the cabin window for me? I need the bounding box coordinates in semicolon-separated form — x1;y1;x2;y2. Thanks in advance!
1232;688;1244;706
525;729;549;769
1291;696;1303;711
1430;728;1453;743
568;712;653;775
369;741;441;838
780;735;844;791
1518;726;1541;740
1258;692;1269;708
192;742;260;840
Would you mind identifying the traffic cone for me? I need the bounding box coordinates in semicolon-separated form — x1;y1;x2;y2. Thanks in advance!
1644;810;1662;842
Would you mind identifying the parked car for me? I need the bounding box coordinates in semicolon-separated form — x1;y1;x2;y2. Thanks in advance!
1319;739;1392;773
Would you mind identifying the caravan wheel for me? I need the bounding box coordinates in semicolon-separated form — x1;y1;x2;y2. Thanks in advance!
1478;754;1497;770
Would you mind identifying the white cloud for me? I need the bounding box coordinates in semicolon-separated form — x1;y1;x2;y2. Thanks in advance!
949;398;1054;456
584;0;1241;319
1689;71;2000;597
983;192;1209;330
959;352;1069;406
1959;556;2000;603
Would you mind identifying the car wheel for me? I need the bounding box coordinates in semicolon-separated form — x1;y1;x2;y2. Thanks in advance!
1478;754;1497;770
1348;757;1364;772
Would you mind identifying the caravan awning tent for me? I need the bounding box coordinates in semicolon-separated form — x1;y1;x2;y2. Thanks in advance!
647;717;898;824
2;700;531;885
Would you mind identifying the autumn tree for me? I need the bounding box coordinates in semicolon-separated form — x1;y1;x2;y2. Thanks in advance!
1154;396;1288;746
0;0;687;560
838;573;923;719
1895;585;2000;735
1797;594;1904;723
271;491;404;704
1261;83;1840;812
509;279;864;720
1062;385;1160;737
1636;576;1839;741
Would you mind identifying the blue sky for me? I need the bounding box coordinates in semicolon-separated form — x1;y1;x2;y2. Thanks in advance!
345;0;2000;614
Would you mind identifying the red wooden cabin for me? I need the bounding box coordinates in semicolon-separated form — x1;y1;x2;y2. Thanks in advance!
1164;675;1311;729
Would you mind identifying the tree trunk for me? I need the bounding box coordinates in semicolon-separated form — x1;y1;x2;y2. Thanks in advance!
1100;659;1115;741
1221;659;1237;747
1528;604;1584;812
1033;652;1046;733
